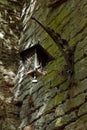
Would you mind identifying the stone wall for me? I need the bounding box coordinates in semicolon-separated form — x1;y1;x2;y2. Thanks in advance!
0;0;22;129
14;0;87;130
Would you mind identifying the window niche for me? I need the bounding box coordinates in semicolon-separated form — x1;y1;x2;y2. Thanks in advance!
20;43;54;83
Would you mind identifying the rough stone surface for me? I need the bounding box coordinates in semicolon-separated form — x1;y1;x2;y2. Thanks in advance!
1;0;87;130
0;0;23;129
13;0;87;130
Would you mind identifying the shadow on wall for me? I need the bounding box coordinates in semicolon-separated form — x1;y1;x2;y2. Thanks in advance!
0;42;19;72
47;0;68;8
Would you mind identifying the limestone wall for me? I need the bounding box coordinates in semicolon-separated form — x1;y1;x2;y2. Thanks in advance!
14;0;87;130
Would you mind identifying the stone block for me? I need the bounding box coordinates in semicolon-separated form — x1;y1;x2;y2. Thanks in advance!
55;112;76;127
65;114;87;130
75;57;87;80
78;102;87;116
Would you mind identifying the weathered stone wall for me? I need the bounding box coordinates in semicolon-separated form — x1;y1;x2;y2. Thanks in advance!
14;0;87;130
0;0;22;129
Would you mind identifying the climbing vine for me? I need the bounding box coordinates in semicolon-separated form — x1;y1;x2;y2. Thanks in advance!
31;17;77;89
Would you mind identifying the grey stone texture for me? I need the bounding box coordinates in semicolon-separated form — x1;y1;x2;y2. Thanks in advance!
14;0;87;130
1;0;87;130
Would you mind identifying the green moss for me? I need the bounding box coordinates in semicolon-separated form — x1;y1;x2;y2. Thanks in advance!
43;71;56;82
59;81;68;91
46;92;67;109
47;44;59;56
53;94;65;105
79;17;87;29
55;112;76;127
51;76;65;88
75;57;87;71
50;8;71;29
75;49;83;62
76;37;87;51
41;35;53;48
